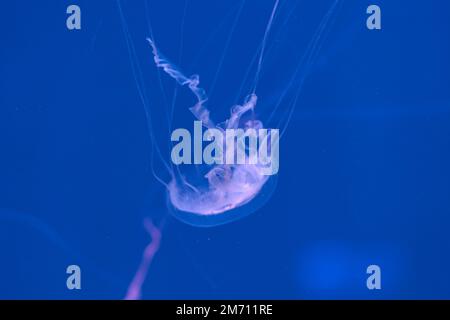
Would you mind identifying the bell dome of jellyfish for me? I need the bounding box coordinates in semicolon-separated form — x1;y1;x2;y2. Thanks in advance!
167;164;279;227
129;0;341;227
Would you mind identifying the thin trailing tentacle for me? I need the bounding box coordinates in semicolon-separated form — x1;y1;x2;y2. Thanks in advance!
116;0;171;188
209;0;247;99
251;0;280;94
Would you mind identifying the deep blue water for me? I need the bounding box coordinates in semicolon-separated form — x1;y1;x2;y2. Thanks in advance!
1;0;450;299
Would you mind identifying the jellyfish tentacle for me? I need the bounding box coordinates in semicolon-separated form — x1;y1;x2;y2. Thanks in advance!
251;0;280;94
117;0;172;189
209;0;247;99
233;0;298;108
143;0;173;135
147;39;214;129
276;0;342;138
125;218;162;300
226;93;258;129
167;0;189;132
260;0;341;135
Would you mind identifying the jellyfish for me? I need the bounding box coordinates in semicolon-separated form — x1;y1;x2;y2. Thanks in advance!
116;0;342;299
146;36;280;227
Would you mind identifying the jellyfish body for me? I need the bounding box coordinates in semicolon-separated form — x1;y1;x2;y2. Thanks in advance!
168;175;277;227
116;0;343;300
147;38;278;226
115;0;342;228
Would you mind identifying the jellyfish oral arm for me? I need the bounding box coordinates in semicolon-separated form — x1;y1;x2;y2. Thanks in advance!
125;219;162;300
146;38;214;129
171;121;279;171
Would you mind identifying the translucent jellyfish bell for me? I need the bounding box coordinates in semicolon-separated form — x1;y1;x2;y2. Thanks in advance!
167;166;278;227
